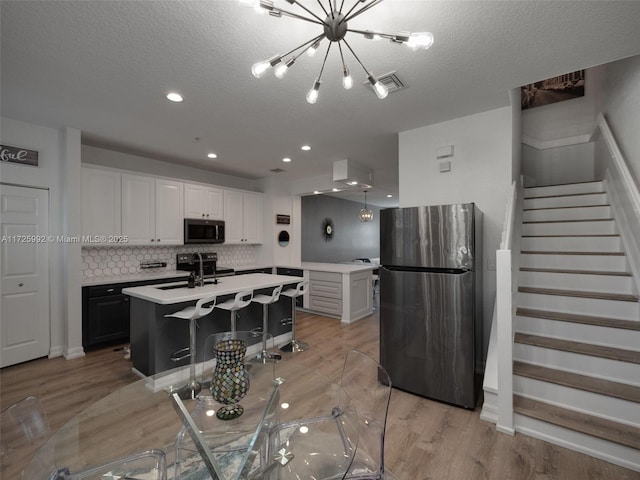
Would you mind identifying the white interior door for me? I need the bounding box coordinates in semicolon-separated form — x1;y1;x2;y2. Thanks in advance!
0;185;50;367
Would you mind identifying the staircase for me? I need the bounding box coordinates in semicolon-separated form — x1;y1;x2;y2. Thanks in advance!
514;180;640;469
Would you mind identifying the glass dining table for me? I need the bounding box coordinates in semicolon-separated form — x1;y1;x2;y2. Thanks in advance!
25;359;359;480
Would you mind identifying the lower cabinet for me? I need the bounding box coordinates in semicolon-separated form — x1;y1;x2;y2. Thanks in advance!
308;271;342;317
82;277;184;348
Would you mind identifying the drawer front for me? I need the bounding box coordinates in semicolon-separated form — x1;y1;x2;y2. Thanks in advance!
277;267;303;277
309;270;341;283
309;280;342;299
309;295;342;316
86;284;124;297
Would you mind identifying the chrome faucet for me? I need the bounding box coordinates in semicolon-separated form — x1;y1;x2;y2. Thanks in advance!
189;252;204;287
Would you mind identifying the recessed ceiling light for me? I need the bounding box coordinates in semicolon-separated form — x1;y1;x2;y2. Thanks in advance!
387;194;393;198
332;188;339;192
282;157;292;163
301;145;311;151
207;153;218;159
313;190;320;194
166;92;183;102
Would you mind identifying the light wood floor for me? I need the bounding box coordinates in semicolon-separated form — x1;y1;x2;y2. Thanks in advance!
2;310;639;480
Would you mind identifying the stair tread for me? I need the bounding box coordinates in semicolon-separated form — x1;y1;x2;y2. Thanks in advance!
520;268;632;277
522;234;619;238
521;250;625;256
518;286;638;302
523;219;613;224
514;333;640;364
513;361;640;403
513;395;640;450
516;307;640;331
524;192;606;200
525;180;604;189
524;204;610;211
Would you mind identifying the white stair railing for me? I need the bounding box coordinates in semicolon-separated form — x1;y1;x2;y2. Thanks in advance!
495;178;521;435
592;113;640;294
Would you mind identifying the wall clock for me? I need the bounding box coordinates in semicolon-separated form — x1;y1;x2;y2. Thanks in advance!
322;217;334;241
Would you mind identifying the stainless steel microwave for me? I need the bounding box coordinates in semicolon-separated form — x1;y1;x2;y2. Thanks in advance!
184;219;225;244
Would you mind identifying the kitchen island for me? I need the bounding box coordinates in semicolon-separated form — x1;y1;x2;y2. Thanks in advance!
300;262;376;323
123;273;303;376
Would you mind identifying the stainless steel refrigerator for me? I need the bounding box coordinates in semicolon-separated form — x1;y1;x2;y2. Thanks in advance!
379;203;482;408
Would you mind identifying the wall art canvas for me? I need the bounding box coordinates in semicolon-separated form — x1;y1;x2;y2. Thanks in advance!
521;70;585;110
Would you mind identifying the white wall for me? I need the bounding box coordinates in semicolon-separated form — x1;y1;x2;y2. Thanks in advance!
398;106;514;361
521;65;607;186
0;117;83;359
603;54;640;184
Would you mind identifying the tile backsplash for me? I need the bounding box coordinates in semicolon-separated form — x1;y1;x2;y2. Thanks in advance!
82;244;256;278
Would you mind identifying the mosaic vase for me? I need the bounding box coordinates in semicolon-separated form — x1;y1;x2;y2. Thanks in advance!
210;339;250;420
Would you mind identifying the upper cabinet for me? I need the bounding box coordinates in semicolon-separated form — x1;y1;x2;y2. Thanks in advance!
82;167;121;238
224;190;263;244
122;174;183;245
81;166;261;246
184;183;223;220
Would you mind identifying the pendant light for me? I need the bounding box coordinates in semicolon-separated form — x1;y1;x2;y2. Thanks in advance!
359;190;373;222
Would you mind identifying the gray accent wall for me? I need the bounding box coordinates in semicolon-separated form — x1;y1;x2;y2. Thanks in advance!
301;195;380;263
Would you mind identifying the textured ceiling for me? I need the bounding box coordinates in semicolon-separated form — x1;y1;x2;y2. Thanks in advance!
2;1;640;206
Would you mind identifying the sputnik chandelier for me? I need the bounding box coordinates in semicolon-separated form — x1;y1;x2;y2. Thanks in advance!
242;0;434;103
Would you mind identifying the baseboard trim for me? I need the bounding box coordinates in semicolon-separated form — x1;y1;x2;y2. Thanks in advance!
514;413;640;472
63;346;85;360
49;345;64;358
522;134;592;151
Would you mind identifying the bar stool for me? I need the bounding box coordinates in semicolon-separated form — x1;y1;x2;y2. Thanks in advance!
280;280;309;353
166;294;217;400
251;285;283;362
215;290;254;333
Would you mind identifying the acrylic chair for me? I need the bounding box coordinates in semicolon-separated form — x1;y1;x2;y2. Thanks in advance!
1;395;52;479
48;449;167;480
267;350;397;480
339;350;397;479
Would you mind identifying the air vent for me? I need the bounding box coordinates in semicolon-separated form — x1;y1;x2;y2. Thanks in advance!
364;71;406;94
270;168;285;173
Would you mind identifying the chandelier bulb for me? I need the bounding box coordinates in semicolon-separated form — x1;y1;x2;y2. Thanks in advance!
307;39;321;57
306;79;321;104
406;32;434;51
252;55;281;78
342;68;353;89
275;58;295;79
368;75;388;99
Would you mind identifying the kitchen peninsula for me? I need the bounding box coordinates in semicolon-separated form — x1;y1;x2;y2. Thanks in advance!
123;273;302;376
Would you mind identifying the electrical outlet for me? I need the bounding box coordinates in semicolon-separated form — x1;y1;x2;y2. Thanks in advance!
487;258;496;271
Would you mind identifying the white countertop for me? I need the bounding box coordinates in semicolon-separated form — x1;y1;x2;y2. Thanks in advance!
122;273;304;305
300;262;376;273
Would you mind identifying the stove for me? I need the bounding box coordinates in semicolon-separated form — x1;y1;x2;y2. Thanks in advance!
176;252;234;277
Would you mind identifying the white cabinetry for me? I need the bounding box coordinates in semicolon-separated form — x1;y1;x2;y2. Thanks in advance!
82;167;121;240
184;183;223;219
308;271;343;317
303;265;373;323
122;174;183;245
223;190;263;244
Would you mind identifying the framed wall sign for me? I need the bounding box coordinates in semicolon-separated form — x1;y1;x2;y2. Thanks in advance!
0;144;39;166
276;214;291;225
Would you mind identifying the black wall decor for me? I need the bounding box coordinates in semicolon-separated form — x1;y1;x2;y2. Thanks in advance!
322;217;334;241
